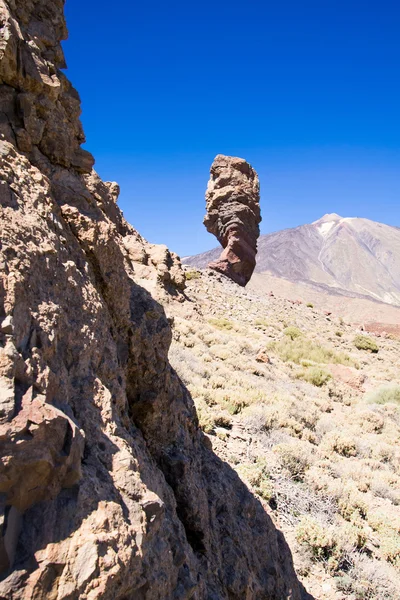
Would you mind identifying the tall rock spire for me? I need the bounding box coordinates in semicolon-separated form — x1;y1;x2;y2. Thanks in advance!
204;154;261;286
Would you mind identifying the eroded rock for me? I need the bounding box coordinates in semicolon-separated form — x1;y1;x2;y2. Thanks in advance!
204;154;261;286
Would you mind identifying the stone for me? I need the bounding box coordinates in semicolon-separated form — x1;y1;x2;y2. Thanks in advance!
204;154;261;286
327;364;367;391
0;316;13;334
256;349;271;364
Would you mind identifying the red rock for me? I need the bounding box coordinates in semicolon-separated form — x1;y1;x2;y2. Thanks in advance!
327;364;367;391
204;155;261;287
256;350;271;364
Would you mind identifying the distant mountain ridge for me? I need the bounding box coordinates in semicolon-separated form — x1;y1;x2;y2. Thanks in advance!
183;214;400;306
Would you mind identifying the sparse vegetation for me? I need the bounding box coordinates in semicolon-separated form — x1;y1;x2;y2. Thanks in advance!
366;384;400;406
185;269;201;280
297;366;332;387
268;336;355;367
169;272;400;598
283;326;303;340
208;317;234;330
236;459;274;502
296;516;366;572
354;334;379;353
254;317;269;329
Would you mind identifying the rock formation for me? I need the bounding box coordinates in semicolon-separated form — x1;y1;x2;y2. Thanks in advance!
204;155;261;286
0;1;301;598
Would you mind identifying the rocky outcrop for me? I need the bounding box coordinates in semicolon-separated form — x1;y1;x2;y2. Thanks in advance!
204;155;261;286
0;1;302;599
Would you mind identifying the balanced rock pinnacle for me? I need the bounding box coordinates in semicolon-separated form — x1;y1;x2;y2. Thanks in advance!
204;154;261;286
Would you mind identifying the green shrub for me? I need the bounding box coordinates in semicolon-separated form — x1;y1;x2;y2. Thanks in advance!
306;303;314;308
254;317;269;329
335;330;343;337
236;460;274;501
273;442;311;481
283;326;303;340
366;385;400;406
296;517;366;572
297;366;332;387
269;336;354;367
208;318;234;331
354;334;379;353
185;270;201;280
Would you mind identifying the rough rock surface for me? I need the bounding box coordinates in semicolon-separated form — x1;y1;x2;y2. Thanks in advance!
204;155;261;287
0;1;302;599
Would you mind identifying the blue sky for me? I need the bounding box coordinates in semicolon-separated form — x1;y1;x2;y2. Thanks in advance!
64;0;400;256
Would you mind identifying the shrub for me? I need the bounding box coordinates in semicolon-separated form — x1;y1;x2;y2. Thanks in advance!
366;384;400;406
335;330;343;337
273;442;312;481
354;334;379;353
296;517;366;572
322;432;358;458
254;317;269;329
210;345;231;360
197;408;232;434
208;318;234;331
345;554;400;600
268;336;354;366
236;460;274;502
297;366;331;387
306;303;314;308
185;269;201;280
213;413;232;429
283;326;303;340
225;397;247;415
380;532;400;566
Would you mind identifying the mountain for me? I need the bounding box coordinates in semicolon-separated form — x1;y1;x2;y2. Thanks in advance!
184;213;400;306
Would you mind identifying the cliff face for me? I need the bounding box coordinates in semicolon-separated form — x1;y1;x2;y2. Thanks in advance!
0;2;301;598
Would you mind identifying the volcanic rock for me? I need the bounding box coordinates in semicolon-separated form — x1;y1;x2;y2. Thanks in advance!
0;2;301;599
204;154;261;286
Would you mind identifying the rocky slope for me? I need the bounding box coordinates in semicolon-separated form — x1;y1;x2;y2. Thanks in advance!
0;1;303;599
171;266;400;600
204;155;261;286
184;213;400;306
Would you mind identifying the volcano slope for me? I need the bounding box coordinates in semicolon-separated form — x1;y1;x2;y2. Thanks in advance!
184;213;400;335
170;267;400;600
0;1;303;598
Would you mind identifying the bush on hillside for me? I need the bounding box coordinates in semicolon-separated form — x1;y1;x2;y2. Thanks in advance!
354;334;379;353
366;384;400;406
268;336;355;367
185;270;201;280
297;367;332;387
283;326;303;340
208;318;234;331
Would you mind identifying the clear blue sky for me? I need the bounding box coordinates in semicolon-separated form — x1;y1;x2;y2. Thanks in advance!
64;0;400;257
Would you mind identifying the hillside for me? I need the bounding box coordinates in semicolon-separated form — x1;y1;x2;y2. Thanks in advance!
171;266;400;600
184;213;400;306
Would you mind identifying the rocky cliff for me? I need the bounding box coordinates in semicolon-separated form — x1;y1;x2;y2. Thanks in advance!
0;1;301;599
204;155;261;287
